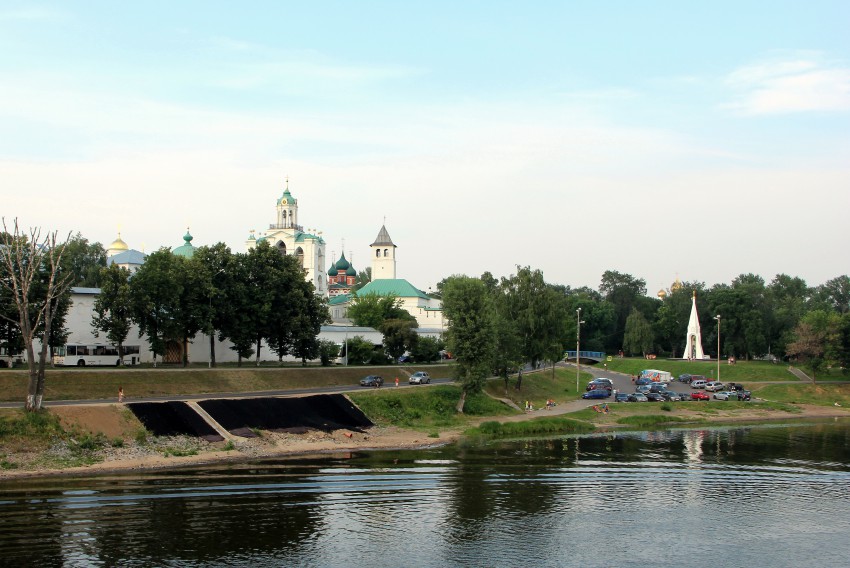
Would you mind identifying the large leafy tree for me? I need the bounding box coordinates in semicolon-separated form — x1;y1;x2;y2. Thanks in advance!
599;270;647;352
290;278;331;365
129;248;181;366
500;267;570;369
623;307;653;356
442;275;495;412
766;274;809;359
191;243;233;367
0;220;74;410
380;318;418;361
91;264;133;363
411;335;442;363
61;233;107;287
348;292;414;328
811;275;850;314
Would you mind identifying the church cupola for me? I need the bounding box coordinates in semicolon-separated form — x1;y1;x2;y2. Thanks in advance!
276;177;298;229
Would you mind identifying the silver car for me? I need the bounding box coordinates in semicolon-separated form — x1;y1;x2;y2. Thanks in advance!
408;371;431;385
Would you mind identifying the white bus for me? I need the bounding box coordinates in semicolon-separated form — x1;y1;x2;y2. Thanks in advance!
53;344;141;366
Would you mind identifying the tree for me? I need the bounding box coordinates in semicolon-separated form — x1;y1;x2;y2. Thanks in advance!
786;322;826;380
347;292;414;328
318;339;340;366
61;233;107;287
191;243;233;367
352;267;372;293
411;335;442;363
92;264;133;364
442;276;495;412
345;336;378;365
380;318;418;361
0;219;73;411
129;249;181;366
290;279;331;365
599;270;647;351
811;276;850;314
623;307;653;356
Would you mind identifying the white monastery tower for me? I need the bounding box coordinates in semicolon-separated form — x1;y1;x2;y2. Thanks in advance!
370;225;397;280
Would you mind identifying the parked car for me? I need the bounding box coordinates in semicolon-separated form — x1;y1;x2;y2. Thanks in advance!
737;389;752;401
691;391;710;401
635;377;654;386
628;393;649;402
672;392;691;401
649;384;669;394
645;392;666;402
661;391;682;401
398;354;413;363
582;389;611;399
408;371;431;385
615;392;631;403
705;381;724;392
677;374;692;383
586;378;614;391
359;375;383;387
636;385;652;394
690;380;707;389
713;391;739;401
727;382;745;392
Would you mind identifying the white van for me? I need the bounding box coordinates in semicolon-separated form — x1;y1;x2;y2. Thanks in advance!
691;379;707;389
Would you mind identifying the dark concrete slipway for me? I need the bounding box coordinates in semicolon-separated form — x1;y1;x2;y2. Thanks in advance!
127;394;373;441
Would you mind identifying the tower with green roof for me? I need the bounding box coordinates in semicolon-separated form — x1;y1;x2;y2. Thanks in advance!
172;228;196;258
245;178;328;296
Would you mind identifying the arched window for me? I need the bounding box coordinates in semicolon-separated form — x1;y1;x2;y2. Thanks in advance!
375;249;380;258
383;249;389;257
276;241;287;255
295;247;304;267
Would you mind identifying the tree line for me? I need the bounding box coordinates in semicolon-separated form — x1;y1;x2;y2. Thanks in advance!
438;268;850;410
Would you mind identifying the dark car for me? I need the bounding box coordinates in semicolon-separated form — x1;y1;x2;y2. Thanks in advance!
582;389;611;399
737;389;752;401
359;375;383;387
615;392;631;403
628;393;649;402
727;382;745;392
661;391;682;401
678;374;692;383
645;392;666;402
635;377;654;386
691;391;710;401
586;378;614;391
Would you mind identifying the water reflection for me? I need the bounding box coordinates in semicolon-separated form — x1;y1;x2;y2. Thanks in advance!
1;421;849;567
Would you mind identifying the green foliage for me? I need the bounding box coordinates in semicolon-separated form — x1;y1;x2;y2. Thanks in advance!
60;233;107;288
318;339;340;366
163;447;199;457
465;416;594;439
623;307;653;356
380;318;418;361
348;293;414;328
134;428;149;445
0;408;64;439
616;415;689;427
223;440;235;451
111;437;124;448
660;402;673;412
350;385;513;429
92;264;133;361
411;336;442;363
442;276;495;397
345;336;381;365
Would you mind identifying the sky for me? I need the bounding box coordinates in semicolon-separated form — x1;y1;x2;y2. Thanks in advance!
2;1;849;296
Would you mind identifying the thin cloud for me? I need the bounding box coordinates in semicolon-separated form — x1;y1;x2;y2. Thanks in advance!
724;54;850;114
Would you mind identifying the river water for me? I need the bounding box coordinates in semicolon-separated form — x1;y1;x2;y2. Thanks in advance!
2;420;850;568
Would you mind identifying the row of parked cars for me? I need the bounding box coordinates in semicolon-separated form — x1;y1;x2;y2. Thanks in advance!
583;376;751;402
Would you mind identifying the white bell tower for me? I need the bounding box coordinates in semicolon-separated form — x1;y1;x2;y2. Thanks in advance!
370;224;396;280
276;177;298;229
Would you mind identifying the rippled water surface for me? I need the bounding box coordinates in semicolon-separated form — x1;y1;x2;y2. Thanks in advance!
3;421;850;567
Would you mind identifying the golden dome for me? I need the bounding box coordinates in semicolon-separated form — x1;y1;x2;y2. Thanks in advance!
109;233;129;252
657;289;667;299
670;277;683;292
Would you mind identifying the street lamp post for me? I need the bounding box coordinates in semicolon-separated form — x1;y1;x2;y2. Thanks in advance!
714;314;721;383
576;308;585;393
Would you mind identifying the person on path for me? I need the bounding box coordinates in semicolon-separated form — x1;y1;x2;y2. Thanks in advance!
118;387;124;403
395;377;399;388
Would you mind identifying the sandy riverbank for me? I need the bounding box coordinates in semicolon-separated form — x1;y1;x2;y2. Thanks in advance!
2;401;849;480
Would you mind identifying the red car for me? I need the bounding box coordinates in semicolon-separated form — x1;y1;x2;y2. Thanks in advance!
691;391;710;401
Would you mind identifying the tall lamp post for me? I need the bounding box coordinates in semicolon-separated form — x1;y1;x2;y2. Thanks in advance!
576;308;585;393
714;314;721;383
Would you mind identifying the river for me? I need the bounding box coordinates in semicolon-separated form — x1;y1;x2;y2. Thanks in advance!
2;420;850;567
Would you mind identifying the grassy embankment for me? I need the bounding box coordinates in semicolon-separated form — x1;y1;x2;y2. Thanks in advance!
600;357;798;382
0;365;442;403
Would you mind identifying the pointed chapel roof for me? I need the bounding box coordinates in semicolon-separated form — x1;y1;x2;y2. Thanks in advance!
371;225;396;247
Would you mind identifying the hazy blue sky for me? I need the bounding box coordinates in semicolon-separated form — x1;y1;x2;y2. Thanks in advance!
2;1;848;295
